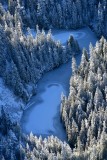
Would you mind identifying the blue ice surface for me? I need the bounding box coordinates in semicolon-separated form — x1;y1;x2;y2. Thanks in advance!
21;27;97;141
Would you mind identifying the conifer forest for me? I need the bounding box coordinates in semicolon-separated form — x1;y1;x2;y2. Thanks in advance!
0;0;107;160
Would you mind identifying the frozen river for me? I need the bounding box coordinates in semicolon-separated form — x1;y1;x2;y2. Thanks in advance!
21;27;97;141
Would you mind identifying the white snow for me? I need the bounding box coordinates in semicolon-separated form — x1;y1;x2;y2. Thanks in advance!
0;26;97;140
29;27;95;48
0;78;24;122
21;27;97;140
29;29;86;44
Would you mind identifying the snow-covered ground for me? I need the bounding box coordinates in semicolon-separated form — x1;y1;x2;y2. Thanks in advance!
21;27;97;140
0;79;24;122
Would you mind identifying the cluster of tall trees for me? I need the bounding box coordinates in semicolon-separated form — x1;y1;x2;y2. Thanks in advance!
1;0;107;38
61;37;107;159
0;108;72;160
0;1;107;160
0;72;107;160
0;3;80;101
1;30;107;160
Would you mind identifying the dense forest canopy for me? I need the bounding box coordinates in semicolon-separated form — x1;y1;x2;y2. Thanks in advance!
61;37;107;157
1;0;107;38
0;3;80;101
1;38;107;160
0;0;107;160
